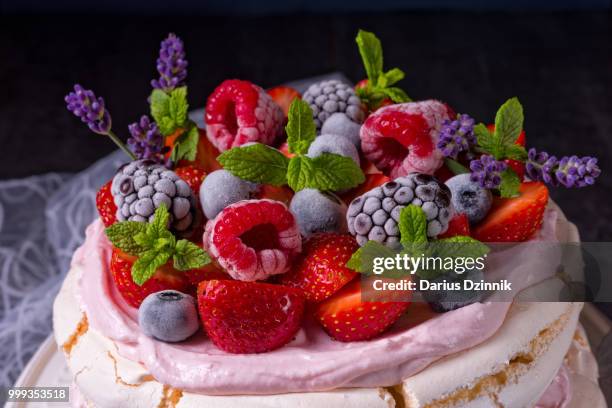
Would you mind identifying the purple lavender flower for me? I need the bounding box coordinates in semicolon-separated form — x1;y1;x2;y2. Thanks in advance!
65;84;112;134
526;148;600;188
469;155;507;189
151;33;188;93
127;115;167;163
437;114;476;159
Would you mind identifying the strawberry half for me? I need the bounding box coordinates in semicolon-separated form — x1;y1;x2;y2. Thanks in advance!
340;173;391;205
279;233;358;302
267;86;301;117
96;180;117;227
315;279;410;342
438;213;470;238
174;165;207;196
197;280;305;353
472;182;549;243
110;248;190;308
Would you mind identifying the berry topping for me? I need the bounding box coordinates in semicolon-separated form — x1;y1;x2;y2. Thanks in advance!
526;148;601;188
469;155;507;189
199;169;260;220
205;79;285;151
315;279;410;342
437;114;476;159
347;173;453;246
110;249;190;308
438;213;471;239
204;199;302;281
197;280;305;353
422;269;483;313
174;165;207;197
138;290;199;342
302;79;365;130
111;159;199;233
320;112;362;149
127;115;167;164
279;233;358;302
289;189;347;238
96;180;117;227
360;100;454;178
151;33;188;93
445;173;493;224
307;133;360;167
266;86;301;117
472;182;549;243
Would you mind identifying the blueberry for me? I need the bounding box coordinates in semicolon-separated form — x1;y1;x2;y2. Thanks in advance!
445;174;492;224
421;269;484;313
307;134;360;167
138;290;199;342
289;189;347;238
320;112;362;148
199;170;260;220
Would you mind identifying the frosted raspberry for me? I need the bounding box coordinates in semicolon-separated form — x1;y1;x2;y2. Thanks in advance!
360;100;454;178
205;79;285;152
203;199;301;281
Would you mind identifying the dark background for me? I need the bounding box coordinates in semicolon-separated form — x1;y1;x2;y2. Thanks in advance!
0;5;611;244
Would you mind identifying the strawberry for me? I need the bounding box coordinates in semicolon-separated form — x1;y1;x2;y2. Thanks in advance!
279;233;358;302
174;165;207;196
278;141;295;159
472;182;549;243
110;248;190;308
165;128;222;173
197;280;305;353
267;86;301;117
96;180;117;227
257;184;294;206
355;79;393;112
315;279;410;342
341;173;391;205
433;163;456;183
183;261;229;287
438;213;470;238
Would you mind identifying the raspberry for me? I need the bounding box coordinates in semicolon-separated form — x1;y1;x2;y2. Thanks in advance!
360;100;454;178
204;199;301;281
302;80;364;130
205;79;285;151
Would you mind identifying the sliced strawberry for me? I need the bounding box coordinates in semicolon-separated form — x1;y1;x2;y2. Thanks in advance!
110;248;190;308
504;158;525;181
197;280;305;353
279;233;358;302
257;184;294;206
183;261;229;287
340;173;391;205
438;213;470;238
174;165;207;196
96;180;117;227
472;182;549;243
315;279;410;342
267;86;301;117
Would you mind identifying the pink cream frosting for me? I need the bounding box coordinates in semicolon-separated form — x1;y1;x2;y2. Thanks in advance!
74;209;564;395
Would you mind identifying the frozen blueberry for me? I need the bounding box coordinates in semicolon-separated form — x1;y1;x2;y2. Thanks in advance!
307;133;360;167
199;170;260;220
320;112;362;148
445;174;493;224
138;290;199;342
421;269;484;313
289;189;347;238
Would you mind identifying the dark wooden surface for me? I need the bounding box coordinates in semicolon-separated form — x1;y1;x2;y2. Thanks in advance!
0;12;611;241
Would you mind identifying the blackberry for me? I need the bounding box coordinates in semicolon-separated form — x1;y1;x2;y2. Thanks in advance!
302;80;364;130
347;173;453;246
111;159;198;233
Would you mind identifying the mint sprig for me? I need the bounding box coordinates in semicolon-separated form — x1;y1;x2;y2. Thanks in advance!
355;29;411;111
105;206;210;286
218;99;365;192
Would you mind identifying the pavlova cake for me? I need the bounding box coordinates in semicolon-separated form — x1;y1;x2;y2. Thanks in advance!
53;31;606;407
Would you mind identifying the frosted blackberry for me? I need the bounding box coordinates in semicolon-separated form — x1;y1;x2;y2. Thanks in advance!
111;159;198;233
302;80;365;130
347;173;453;246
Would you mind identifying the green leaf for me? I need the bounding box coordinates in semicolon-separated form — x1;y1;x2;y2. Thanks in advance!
149;86;189;136
218;143;290;186
381;68;405;86
173;240;211;271
131;248;173;286
285;99;316;155
147;205;171;238
499;168;521;198
433;235;490;260
169;87;189;127
504;144;528;162
379;86;411;103
494;97;524;147
105;221;148;256
346;240;400;277
309;153;365;191
171;123;199;162
444;158;470;175
150;89;170;129
286;155;315;191
474;123;499;157
356;29;383;83
398;205;428;248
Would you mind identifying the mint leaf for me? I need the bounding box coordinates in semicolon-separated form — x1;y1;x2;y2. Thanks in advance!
499;168;521;198
380;68;405;87
150;86;189;136
444;158;470;175
504;144;528;162
169;87;189;128
356;29;383;83
474;123;499;157
171;123;199;162
173;240;210;271
399;205;428;248
131;248;173;286
433;235;490;260
105;221;148;256
286;99;316;155
286;155;315;191
309;153;365;191
346;240;398;277
494;97;524;147
379;87;411;103
148;205;171;238
218;143;289;186
150;89;170;130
